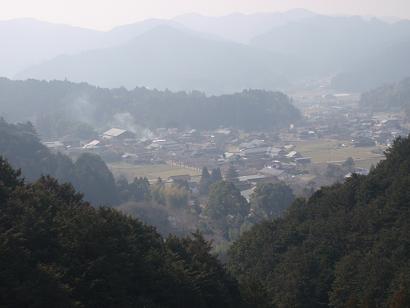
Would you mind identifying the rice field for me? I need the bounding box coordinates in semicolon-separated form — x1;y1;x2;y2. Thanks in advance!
108;162;201;182
293;139;386;169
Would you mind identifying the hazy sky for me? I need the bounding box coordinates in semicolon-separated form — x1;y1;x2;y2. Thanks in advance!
1;0;409;30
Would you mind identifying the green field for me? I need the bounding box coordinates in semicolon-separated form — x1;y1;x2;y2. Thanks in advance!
108;162;201;182
293;139;386;169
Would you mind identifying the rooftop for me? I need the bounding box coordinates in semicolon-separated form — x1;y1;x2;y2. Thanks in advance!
103;128;127;138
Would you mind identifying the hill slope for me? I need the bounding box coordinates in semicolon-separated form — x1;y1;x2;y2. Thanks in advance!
0;157;241;307
0;119;118;205
229;136;410;307
359;77;410;112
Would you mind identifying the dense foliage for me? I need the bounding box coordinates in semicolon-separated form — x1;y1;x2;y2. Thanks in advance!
249;182;295;222
228;136;410;307
0;78;301;133
206;181;250;241
0;158;242;307
199;167;222;195
0;119;118;205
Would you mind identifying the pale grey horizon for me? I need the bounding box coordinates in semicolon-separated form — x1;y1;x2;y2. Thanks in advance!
1;0;409;30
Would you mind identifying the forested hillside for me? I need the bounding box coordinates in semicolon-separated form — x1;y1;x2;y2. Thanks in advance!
0;158;242;307
228;136;410;307
0;78;301;134
2;128;410;307
0;119;118;205
360;77;410;114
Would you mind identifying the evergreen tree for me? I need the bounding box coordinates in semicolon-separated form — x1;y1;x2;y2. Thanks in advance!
73;153;119;205
250;182;295;221
225;164;239;183
206;181;249;240
211;168;223;183
199;167;211;195
129;177;151;202
342;157;355;171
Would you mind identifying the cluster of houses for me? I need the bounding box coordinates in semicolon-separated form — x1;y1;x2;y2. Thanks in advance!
43;124;317;197
302;95;409;147
41;90;410;201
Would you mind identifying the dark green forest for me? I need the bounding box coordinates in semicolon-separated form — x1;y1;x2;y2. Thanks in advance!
0;78;301;135
0;158;241;307
228;136;410;307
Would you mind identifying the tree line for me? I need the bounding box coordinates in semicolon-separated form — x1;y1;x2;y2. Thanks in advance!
0;78;301;135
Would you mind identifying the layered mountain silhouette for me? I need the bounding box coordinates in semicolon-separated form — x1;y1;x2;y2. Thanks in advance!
17;26;298;93
2;11;410;92
173;9;316;43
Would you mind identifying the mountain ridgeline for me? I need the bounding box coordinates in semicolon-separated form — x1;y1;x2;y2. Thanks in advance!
251;15;410;90
0;78;301;133
3;13;410;92
16;26;295;93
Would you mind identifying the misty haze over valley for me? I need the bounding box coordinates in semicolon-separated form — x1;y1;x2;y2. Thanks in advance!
1;1;410;307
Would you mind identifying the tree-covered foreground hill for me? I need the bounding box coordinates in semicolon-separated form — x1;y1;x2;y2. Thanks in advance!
0;157;241;307
2;125;410;307
228;136;410;307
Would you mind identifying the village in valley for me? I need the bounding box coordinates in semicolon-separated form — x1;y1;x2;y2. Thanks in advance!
42;91;409;201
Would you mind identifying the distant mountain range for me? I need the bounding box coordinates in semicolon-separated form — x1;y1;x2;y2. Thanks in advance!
0;18;186;77
173;9;316;43
16;26;296;93
2;10;410;93
331;39;410;91
251;15;410;81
